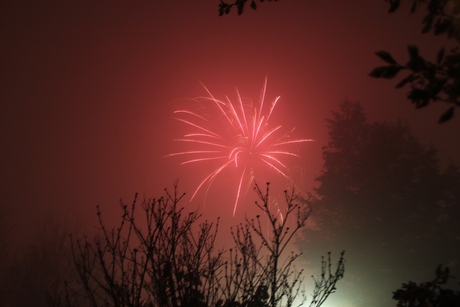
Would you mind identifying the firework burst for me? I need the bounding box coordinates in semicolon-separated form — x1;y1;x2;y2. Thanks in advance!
168;78;313;215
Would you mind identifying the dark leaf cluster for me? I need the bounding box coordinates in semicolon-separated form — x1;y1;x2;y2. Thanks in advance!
385;0;460;39
370;44;460;122
219;0;278;16
393;265;460;307
372;0;460;122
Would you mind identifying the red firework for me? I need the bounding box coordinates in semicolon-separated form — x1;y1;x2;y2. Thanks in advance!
168;78;313;215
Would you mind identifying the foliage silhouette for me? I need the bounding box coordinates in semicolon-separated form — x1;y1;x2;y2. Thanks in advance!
392;265;460;307
309;251;345;307
218;0;278;16
312;100;459;242
370;0;460;122
59;182;345;307
299;100;460;305
217;0;460;122
66;183;221;306
222;183;345;307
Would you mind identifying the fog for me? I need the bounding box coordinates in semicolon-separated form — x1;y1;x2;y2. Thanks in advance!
1;0;459;306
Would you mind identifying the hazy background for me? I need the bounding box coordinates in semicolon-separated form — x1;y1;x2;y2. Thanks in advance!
1;1;459;306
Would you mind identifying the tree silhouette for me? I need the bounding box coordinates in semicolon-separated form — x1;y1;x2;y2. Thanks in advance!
66;183;222;306
296;100;459;306
370;0;460;122
221;183;345;307
315;101;459;237
61;182;345;307
304;100;459;272
393;265;460;307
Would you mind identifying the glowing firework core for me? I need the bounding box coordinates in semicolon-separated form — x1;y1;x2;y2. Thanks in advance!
169;78;313;215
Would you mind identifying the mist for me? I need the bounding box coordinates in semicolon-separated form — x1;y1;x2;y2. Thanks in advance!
1;0;459;306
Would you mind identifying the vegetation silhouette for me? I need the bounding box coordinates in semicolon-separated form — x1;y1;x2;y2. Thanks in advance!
300;100;460;306
48;182;345;307
218;0;460;122
2;98;459;305
392;265;460;307
309;100;459;251
369;0;460;122
218;0;277;16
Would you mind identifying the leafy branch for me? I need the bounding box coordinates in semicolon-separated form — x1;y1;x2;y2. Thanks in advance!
218;0;278;16
370;0;460;122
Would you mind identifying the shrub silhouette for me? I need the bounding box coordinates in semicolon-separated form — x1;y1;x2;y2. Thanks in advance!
393;265;460;307
59;182;344;307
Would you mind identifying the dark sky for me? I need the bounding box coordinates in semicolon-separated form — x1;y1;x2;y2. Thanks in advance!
1;1;459;306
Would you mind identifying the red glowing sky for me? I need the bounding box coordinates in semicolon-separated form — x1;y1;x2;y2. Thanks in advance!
2;0;458;217
1;1;459;306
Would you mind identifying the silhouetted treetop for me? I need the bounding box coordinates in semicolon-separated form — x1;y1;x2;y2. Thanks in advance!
393;265;460;307
317;101;441;210
59;183;344;307
311;100;459;252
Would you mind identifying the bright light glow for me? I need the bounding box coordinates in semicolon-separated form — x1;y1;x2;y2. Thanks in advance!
168;78;313;215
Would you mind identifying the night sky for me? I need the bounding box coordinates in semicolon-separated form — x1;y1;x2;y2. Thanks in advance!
1;1;459;306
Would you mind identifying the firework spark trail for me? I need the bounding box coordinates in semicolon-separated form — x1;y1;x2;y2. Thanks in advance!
168;78;314;216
